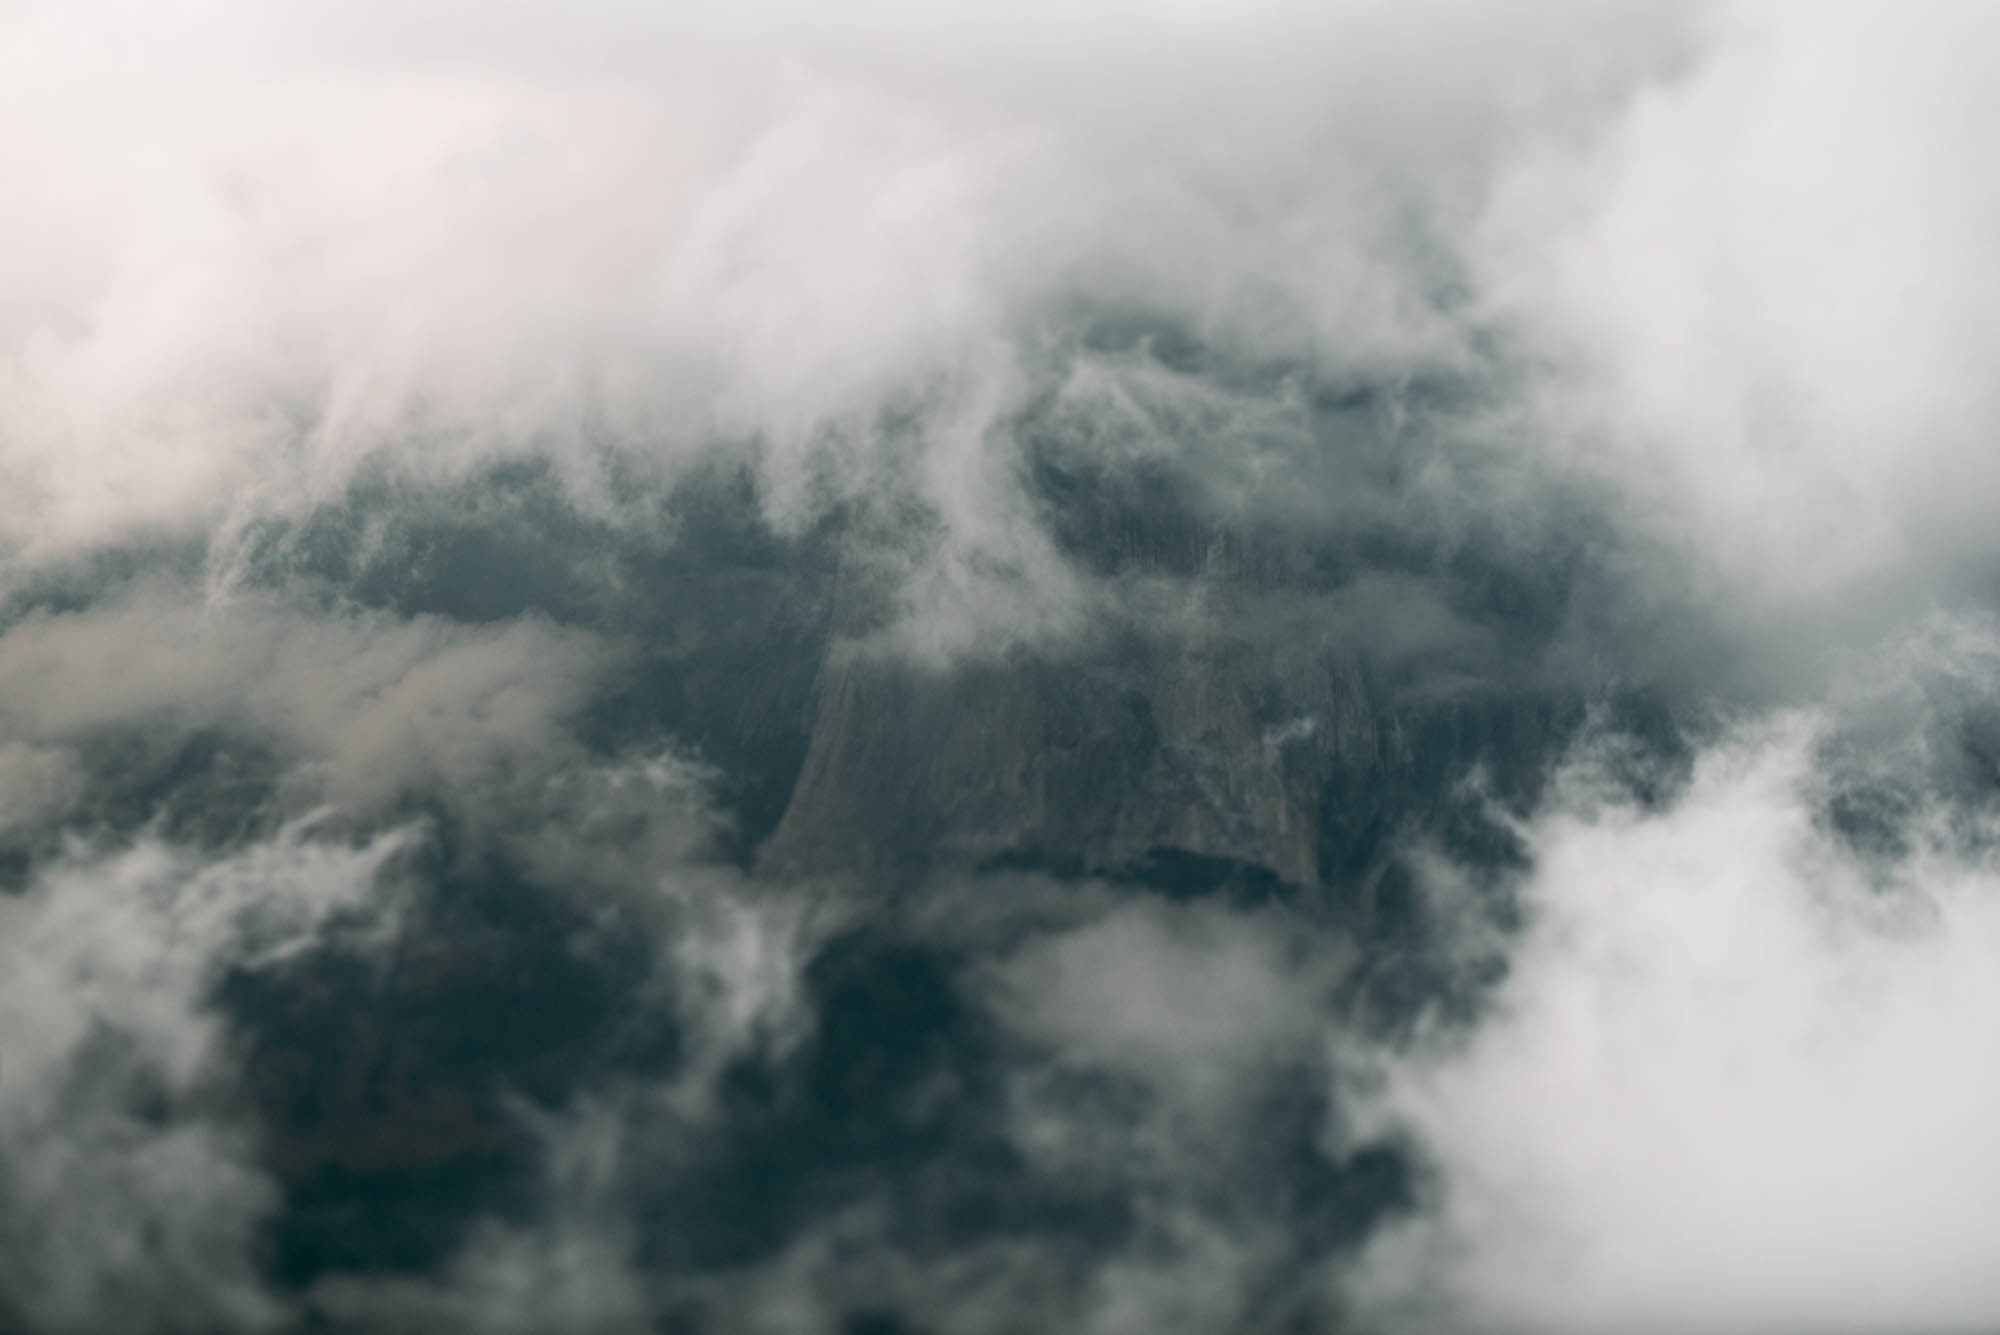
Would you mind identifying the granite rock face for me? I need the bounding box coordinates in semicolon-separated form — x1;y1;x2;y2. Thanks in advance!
758;393;1609;902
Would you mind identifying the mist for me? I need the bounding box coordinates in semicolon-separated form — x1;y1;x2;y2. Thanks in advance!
2;1;1998;1332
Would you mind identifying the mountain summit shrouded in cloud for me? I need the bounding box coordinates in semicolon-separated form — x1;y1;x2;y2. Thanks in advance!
5;2;2000;1332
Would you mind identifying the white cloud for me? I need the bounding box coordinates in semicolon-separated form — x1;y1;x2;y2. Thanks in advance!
1347;715;2000;1334
15;3;2000;1328
986;901;1336;1114
0;818;413;1333
0;587;607;813
0;0;1693;657
1478;0;2000;607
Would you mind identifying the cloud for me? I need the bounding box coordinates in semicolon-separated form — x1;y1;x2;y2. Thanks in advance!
0;741;88;841
0;585;608;816
13;2;2000;1331
1477;0;2000;609
1346;711;2000;1334
0;818;413;1333
0;0;1695;660
982;899;1339;1116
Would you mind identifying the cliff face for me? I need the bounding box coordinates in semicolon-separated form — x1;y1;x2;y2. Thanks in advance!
764;632;1352;887
762;629;1594;900
758;442;1597;897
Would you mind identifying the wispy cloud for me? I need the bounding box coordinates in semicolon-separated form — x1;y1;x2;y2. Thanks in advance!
8;2;2000;1331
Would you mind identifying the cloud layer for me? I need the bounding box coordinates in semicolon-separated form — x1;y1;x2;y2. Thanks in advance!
1352;711;2000;1333
4;1;2000;1332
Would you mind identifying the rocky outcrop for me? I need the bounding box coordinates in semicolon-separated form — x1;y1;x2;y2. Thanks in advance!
758;464;1583;893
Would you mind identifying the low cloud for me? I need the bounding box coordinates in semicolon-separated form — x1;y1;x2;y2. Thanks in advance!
983;900;1338;1117
9;1;2000;1331
0;819;413;1333
1348;708;2000;1334
0;586;608;816
0;0;1692;662
1477;1;2000;613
